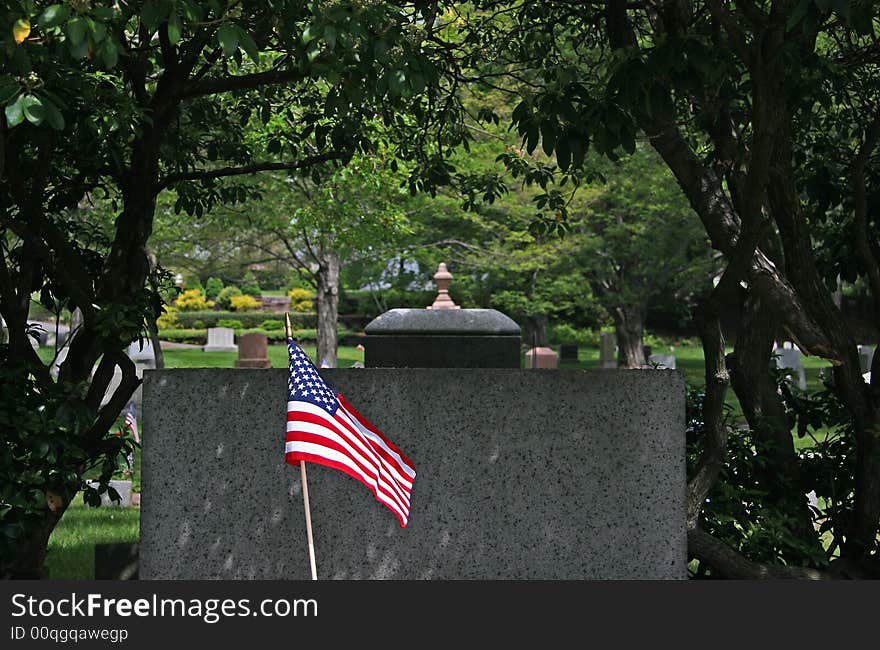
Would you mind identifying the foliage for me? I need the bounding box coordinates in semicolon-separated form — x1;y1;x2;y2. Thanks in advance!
204;277;225;299
548;323;599;347
215;286;243;311
240;271;261;298
174;289;214;312
287;287;316;312
0;360;135;576
173;310;315;330
261;319;284;331
155;306;179;331
686;373;863;577
215;319;243;330
228;294;261;312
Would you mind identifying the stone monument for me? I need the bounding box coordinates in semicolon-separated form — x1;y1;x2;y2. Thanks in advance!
204;327;238;353
599;332;617;369
525;346;559;368
363;263;521;368
235;332;272;368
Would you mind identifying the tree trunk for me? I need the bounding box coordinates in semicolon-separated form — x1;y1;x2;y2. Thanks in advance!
315;250;340;368
613;304;646;368
523;314;549;347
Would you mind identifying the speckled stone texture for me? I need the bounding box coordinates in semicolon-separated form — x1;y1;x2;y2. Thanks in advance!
364;308;522;368
141;368;686;579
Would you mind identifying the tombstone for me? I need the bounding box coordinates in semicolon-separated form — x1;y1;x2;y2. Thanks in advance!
525;346;558;369
363;263;520;368
85;479;132;508
235;332;271;368
127;339;156;364
203;327;238;353
649;354;676;370
774;347;807;390
857;345;875;374
558;343;578;363
599;332;617;369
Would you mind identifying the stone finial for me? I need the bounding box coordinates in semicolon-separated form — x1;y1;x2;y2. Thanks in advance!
428;262;460;310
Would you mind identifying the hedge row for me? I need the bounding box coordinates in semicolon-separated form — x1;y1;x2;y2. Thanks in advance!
170;310;317;330
158;327;357;345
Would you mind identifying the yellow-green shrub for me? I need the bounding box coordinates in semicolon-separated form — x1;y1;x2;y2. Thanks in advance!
175;289;214;311
156;306;180;330
287;287;315;312
229;294;261;312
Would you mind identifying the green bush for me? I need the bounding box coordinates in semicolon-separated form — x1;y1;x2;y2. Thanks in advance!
229;294;261;312
216;319;243;329
215;286;242;310
241;271;261;297
175;289;213;312
191;319;205;329
261;319;284;331
156;329;208;344
174;310;317;329
205;277;224;299
548;323;599;347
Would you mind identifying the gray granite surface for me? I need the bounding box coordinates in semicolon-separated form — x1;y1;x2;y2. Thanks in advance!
364;308;521;335
141;368;686;579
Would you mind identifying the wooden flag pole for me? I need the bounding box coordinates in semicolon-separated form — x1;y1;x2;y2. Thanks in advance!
300;461;318;580
287;313;318;580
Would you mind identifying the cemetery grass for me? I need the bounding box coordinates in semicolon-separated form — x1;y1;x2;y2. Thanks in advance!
45;501;140;580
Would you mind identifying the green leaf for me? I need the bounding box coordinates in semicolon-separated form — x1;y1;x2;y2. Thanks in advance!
556;137;571;171
100;38;119;68
22;95;44;125
167;12;182;45
5;94;25;127
301;24;322;45
234;25;259;63
41;96;65;130
40;4;69;29
324;25;337;50
217;23;238;57
66;17;87;46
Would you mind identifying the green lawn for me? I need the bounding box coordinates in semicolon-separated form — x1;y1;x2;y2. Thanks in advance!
45;502;140;580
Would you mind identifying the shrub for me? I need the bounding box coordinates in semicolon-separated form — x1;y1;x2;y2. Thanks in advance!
205;277;224;299
175;289;214;312
191;319;205;329
183;276;204;292
229;294;261;312
548;323;599;347
217;319;243;329
287;287;315;311
261;319;284;331
156;328;208;344
174;310;316;329
215;286;242;310
241;270;261;297
156;306;180;330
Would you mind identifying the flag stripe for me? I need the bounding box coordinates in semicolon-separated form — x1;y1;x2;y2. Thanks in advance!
285;422;411;511
337;395;416;477
285;445;409;527
288;401;415;490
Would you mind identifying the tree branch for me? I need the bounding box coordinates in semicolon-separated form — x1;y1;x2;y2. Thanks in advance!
689;527;829;579
155;152;348;194
176;61;324;100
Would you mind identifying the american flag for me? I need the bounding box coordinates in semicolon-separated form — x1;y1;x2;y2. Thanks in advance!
285;340;415;527
124;404;140;443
